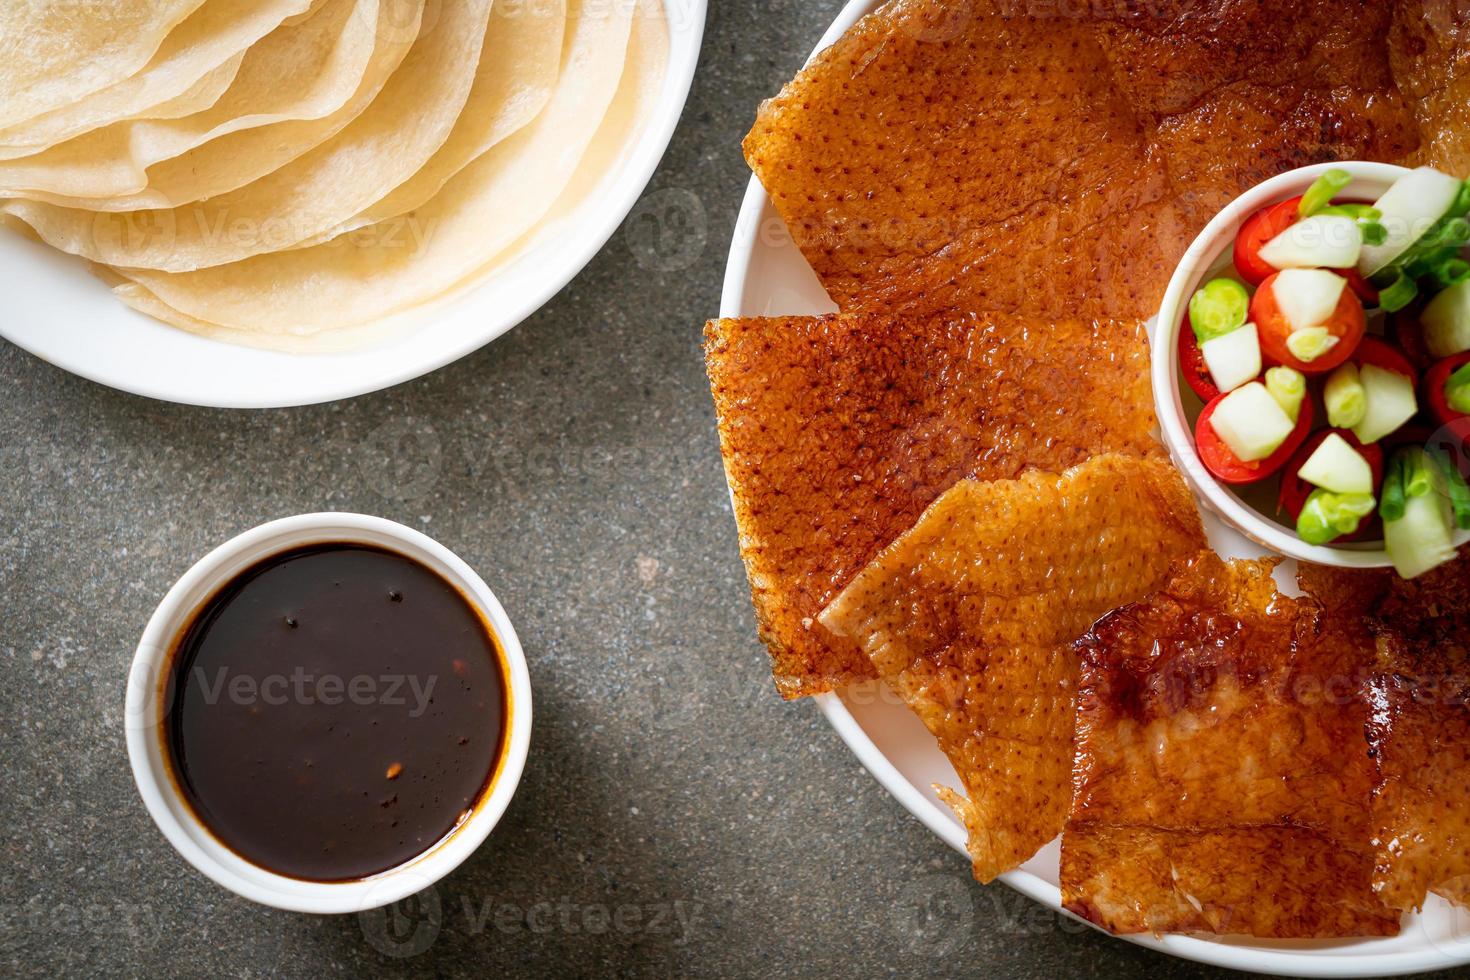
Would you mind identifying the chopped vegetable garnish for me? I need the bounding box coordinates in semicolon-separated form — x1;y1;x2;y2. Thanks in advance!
1201;322;1261;393
1315;204;1387;246
1398;215;1470;278
1425;351;1470;424
1286;326;1339;362
1383;447;1458;578
1250;269;1364;372
1378;271;1420;313
1296;488;1376;545
1273;269;1348;331
1325;362;1367;428
1259;214;1363;271
1353;362;1418;444
1195;385;1313;485
1449;363;1470;414
1208;381;1297;463
1359;167;1468;277
1189;278;1250;343
1435;258;1470;290
1385;489;1456;578
1318;204;1380;222
1426;445;1470;530
1297;432;1374;494
1299;169;1353;219
1405;448;1435;500
1279;430;1383;533
1423;278;1470;357
1360;222;1389;247
1371;195;1470;311
1184;165;1470;573
1264;366;1305;421
1380;451;1410;522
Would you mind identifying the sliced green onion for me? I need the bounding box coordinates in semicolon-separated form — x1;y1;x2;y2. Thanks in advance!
1381;451;1409;522
1286;326;1338;362
1449;363;1470;414
1436;258;1470;290
1265;366;1306;421
1397;219;1470;280
1325;362;1367;428
1371;186;1470;308
1383;448;1436;523
1378;271;1419;313
1359;221;1389;247
1316;204;1387;246
1189;278;1250;343
1405;447;1435;500
1440;216;1470;248
1300;169;1353;219
1296;488;1376;545
1317;204;1380;222
1426;445;1470;530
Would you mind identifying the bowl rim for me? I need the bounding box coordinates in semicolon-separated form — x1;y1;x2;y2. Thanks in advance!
123;512;533;914
1152;160;1442;570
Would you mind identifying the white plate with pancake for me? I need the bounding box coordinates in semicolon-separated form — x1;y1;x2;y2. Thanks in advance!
0;0;704;408
719;0;1470;974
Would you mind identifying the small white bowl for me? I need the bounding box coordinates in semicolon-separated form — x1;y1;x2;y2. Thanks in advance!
124;513;531;914
1152;160;1470;569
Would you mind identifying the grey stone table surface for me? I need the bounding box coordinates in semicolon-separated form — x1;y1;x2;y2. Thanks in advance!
0;4;1457;979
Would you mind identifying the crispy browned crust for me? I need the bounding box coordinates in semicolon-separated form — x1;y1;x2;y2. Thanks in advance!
704;311;1159;698
1097;1;1417;216
1063;554;1399;938
743;0;1183;321
818;454;1205;881
1299;555;1470;913
1390;0;1470;173
744;0;1426;321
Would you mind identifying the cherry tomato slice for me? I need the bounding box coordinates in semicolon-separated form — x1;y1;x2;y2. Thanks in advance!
1233;194;1378;303
1178;312;1220;402
1351;335;1417;380
1250;271;1367;373
1425;351;1470;427
1195;390;1314;485
1235;197;1301;286
1278;429;1385;545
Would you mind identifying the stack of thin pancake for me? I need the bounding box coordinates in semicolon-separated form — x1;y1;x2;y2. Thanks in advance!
705;0;1470;937
0;0;669;350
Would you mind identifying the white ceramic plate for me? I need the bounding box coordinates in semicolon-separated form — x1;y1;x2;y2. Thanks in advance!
720;1;1470;974
0;1;705;408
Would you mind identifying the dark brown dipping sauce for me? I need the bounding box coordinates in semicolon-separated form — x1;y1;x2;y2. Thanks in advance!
163;543;508;882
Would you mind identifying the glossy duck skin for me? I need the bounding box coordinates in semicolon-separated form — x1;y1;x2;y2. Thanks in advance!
704;311;1159;698
1064;554;1398;938
820;454;1205;882
744;0;1440;324
1300;555;1470;913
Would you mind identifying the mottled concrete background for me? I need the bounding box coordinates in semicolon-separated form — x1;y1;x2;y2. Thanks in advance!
0;3;1436;978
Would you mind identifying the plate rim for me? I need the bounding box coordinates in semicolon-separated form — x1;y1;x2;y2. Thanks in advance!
0;0;707;409
718;0;1468;974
